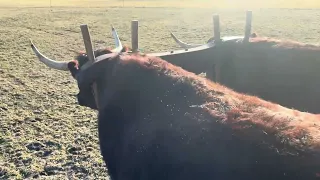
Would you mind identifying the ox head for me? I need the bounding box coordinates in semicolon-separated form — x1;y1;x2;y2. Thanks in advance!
30;26;129;110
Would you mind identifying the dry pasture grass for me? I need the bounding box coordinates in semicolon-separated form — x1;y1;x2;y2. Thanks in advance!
1;6;320;179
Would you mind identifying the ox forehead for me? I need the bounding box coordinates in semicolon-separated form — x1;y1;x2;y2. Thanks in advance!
75;50;124;72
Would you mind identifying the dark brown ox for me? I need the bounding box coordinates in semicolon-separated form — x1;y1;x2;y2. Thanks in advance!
218;37;320;114
31;43;320;180
159;34;320;114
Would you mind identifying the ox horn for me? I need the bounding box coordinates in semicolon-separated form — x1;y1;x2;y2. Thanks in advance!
111;25;123;53
30;39;69;71
170;32;203;48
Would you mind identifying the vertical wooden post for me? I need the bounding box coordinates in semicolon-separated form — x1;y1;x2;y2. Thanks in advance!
131;20;139;52
213;15;221;43
80;24;95;63
212;15;221;83
243;10;252;43
80;24;99;109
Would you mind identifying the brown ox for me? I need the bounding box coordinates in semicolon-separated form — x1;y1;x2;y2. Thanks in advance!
31;41;320;179
161;35;320;114
215;37;320;114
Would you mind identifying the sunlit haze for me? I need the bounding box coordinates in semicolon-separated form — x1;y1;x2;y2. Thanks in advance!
1;0;320;9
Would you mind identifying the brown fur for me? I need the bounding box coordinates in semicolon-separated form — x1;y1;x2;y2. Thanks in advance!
250;36;320;50
118;53;320;153
72;39;320;153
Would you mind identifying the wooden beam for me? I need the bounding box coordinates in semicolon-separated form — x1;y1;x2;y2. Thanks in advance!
243;10;252;43
213;15;221;43
80;24;96;63
80;24;99;109
131;20;139;52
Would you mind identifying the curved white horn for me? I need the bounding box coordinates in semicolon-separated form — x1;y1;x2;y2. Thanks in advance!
111;25;123;53
170;32;203;48
30;39;69;71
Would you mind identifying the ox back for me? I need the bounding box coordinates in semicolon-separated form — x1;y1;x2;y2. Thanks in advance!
155;39;320;114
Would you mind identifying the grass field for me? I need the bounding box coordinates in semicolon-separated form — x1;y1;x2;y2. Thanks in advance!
1;1;320;179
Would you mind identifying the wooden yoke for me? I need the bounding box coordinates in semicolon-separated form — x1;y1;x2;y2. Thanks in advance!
80;24;100;110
